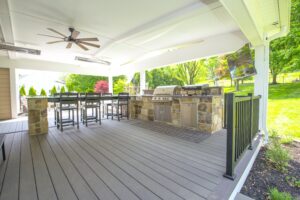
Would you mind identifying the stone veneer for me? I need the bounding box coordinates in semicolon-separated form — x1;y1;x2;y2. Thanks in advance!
129;87;223;133
27;98;48;135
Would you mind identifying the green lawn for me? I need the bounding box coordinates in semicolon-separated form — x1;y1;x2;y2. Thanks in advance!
224;82;300;139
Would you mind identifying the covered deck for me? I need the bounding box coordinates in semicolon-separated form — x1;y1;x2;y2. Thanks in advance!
0;119;259;200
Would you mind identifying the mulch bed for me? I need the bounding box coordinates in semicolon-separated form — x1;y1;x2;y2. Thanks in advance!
241;141;300;200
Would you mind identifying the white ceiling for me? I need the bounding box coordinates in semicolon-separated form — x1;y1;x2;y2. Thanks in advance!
0;0;249;75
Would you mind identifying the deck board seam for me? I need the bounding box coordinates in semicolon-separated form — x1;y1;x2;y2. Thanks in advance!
48;129;119;200
84;126;219;188
65;131;155;200
36;136;59;200
40;135;80;200
79;127;214;197
18;132;22;200
105;122;226;165
72;131;205;200
0;133;15;196
47;129;101;200
28;133;39;200
100;123;225;172
96;125;222;179
50;130;125;200
118;121;227;152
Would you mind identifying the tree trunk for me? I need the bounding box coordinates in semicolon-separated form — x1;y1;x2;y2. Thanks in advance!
272;74;278;84
235;80;240;91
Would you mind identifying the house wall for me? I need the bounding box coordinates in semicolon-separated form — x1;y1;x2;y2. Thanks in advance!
0;68;12;119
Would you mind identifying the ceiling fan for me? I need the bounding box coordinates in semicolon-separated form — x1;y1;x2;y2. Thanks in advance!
38;27;100;51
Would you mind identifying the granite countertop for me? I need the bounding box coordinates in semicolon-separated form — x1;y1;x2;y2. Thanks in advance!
132;95;222;98
26;96;49;99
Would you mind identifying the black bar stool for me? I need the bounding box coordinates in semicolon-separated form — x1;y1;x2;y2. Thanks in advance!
56;92;79;131
81;93;101;126
53;93;60;125
79;92;86;122
102;93;113;119
115;92;129;121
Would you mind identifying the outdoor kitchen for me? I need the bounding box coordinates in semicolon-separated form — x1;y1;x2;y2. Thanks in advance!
129;85;223;133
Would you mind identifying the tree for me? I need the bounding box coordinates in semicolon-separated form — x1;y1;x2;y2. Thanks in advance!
94;80;109;93
204;57;219;85
146;67;182;89
60;86;66;93
175;60;204;85
28;86;37;96
269;0;300;84
40;89;47;96
50;86;57;96
19;85;26;96
113;79;126;94
65;74;108;92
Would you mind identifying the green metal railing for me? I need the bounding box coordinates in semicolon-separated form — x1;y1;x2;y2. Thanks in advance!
223;93;261;180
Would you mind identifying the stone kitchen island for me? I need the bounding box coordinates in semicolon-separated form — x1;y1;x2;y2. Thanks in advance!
129;85;223;133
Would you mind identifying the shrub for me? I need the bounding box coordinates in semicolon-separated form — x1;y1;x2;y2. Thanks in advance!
86;88;94;93
50;86;57;96
28;86;37;96
266;135;291;172
94;80;109;93
286;176;300;188
60;86;66;93
269;188;294;200
19;85;26;96
113;79;126;94
40;89;47;96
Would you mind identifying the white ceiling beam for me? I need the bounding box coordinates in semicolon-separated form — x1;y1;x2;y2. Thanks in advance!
0;0;16;58
219;0;264;46
112;31;248;76
94;0;220;56
0;56;111;76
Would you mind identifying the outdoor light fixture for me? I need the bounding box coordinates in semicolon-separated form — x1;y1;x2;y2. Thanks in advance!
75;56;111;65
0;43;41;55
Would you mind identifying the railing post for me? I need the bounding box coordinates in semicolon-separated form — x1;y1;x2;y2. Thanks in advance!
224;93;236;180
223;93;228;128
248;93;253;150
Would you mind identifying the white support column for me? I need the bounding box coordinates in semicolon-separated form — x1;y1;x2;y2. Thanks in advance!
254;43;269;142
9;67;18;118
108;75;113;94
140;70;146;95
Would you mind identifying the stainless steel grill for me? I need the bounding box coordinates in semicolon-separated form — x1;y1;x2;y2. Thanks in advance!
152;85;181;102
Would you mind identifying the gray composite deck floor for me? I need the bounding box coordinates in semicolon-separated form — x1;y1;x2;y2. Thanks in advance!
0;119;228;200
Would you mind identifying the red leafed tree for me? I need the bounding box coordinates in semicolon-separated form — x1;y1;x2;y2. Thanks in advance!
94;80;109;94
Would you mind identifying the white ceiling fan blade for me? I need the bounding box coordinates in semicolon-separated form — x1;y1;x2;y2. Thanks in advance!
78;41;100;48
37;34;64;39
66;43;72;48
47;28;67;38
77;38;99;41
47;40;65;44
76;42;89;51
